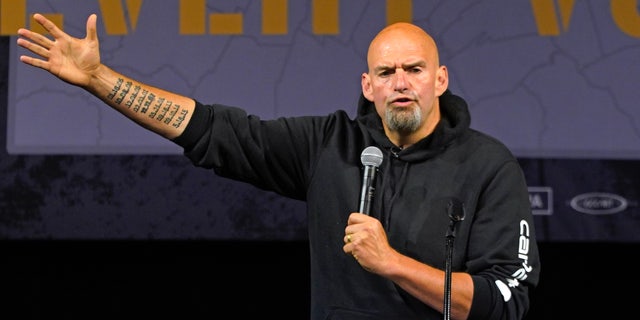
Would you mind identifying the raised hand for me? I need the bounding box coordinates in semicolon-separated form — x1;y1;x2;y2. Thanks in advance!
16;13;101;88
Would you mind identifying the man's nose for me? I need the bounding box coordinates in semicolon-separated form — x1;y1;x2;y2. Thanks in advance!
393;70;408;91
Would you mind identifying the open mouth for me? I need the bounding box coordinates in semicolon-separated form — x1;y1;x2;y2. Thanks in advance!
390;97;414;107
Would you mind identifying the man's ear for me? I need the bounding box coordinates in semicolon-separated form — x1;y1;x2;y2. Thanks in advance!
361;73;374;101
435;66;449;96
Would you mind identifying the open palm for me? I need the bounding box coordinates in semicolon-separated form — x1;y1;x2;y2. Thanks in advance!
17;13;101;88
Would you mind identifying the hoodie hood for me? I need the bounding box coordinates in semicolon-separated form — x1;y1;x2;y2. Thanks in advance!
356;89;472;162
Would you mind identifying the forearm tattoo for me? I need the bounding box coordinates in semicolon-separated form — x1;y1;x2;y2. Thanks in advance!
107;78;188;129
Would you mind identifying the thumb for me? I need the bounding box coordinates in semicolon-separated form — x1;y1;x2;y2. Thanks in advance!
85;14;98;42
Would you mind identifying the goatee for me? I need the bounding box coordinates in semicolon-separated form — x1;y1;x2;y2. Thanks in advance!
385;106;421;133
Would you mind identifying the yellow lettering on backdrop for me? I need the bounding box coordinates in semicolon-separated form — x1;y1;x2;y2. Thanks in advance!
209;13;243;34
313;0;339;34
179;0;205;34
98;0;143;35
529;0;576;36
1;0;26;34
387;0;412;25
611;0;640;37
263;0;287;35
0;0;638;37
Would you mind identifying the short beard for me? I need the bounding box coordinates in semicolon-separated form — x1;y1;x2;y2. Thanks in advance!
385;107;422;133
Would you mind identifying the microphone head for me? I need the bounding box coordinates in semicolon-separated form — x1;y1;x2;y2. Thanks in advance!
447;198;465;222
361;146;384;167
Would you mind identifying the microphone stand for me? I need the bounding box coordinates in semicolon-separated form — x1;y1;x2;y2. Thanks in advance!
444;199;465;320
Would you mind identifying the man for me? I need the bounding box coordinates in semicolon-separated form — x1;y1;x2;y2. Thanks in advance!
17;13;540;320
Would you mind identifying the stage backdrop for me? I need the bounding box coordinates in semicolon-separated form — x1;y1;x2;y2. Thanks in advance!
1;0;639;241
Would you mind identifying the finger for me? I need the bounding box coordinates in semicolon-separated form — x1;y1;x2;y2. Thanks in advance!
16;34;53;56
16;38;51;61
17;28;53;49
29;31;55;49
86;14;98;42
347;212;369;225
33;13;65;39
19;55;49;70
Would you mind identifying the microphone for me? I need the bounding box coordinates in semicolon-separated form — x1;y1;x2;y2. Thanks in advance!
358;146;383;215
447;198;465;236
444;198;465;320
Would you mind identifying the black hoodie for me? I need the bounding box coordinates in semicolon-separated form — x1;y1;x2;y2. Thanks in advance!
173;90;540;320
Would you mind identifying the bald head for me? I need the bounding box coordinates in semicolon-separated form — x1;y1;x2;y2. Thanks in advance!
367;22;440;72
361;22;448;147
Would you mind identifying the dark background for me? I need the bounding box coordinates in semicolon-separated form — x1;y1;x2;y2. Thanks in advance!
3;240;637;319
1;34;637;319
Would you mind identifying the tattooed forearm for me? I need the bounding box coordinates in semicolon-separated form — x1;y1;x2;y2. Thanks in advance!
107;77;189;129
107;78;123;100
133;89;148;112
164;104;179;125
173;109;189;128
149;97;165;118
155;100;171;122
150;99;188;129
142;93;155;113
125;85;140;108
114;81;131;105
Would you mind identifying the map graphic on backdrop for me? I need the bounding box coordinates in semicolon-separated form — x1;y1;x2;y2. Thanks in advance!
7;0;640;158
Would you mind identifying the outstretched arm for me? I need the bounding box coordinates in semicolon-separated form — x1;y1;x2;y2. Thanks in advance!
16;13;195;139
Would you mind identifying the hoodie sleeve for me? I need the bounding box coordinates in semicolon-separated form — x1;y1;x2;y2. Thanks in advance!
171;100;341;200
465;159;541;320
